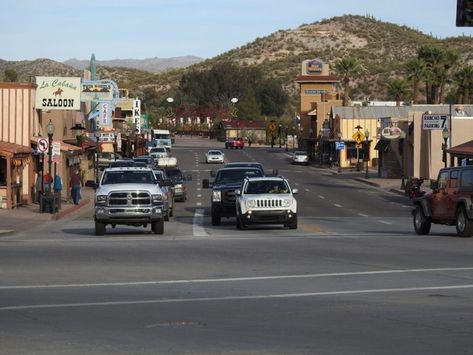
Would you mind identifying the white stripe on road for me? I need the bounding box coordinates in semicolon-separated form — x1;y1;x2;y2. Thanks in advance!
196;202;202;206
3;267;473;290
192;208;207;237
305;188;310;192
358;213;368;217
197;194;202;198
318;195;325;199
2;284;473;311
334;204;343;208
378;220;393;225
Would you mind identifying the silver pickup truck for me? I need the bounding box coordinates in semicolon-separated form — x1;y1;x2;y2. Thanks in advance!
94;167;165;235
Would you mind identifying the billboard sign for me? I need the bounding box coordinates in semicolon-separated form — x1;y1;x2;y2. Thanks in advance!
35;77;81;110
80;81;115;102
133;99;141;133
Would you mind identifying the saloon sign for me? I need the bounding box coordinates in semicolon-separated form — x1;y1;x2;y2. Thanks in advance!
35;76;81;110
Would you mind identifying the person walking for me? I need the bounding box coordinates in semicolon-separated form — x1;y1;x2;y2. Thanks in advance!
70;169;83;205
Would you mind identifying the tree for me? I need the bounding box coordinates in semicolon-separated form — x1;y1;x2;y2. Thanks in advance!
334;57;362;106
256;81;288;117
453;65;473;104
387;78;409;106
236;88;261;120
4;69;18;82
405;58;426;104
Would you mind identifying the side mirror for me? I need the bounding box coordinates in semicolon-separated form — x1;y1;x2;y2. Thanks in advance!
202;179;210;189
210;169;216;177
85;180;97;189
235;189;241;196
292;188;298;195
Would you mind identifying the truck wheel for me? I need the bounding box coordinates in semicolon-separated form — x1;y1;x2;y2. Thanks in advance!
236;216;247;230
413;206;431;235
95;222;106;236
456;207;473;237
152;220;164;235
211;212;221;226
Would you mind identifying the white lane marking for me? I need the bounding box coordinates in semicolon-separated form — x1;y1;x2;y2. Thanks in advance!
402;205;411;208
196;202;202;206
305;188;310;192
294;183;299;186
334;204;343;208
3;284;473;311
197;194;202;198
358;213;369;217
318;195;325;199
197;188;201;191
192;208;207;237
379;220;392;225
3;267;473;290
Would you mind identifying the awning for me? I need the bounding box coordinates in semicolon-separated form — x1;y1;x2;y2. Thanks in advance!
447;139;473;157
0;141;31;157
374;139;390;152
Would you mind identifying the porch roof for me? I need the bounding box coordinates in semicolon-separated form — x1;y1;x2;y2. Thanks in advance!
0;141;31;157
447;140;473;157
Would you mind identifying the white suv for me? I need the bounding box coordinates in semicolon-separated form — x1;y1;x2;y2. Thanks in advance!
236;177;298;229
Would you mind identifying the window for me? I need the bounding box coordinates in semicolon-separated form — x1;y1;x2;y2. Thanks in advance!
0;157;6;186
438;171;449;189
345;142;369;160
245;180;289;194
460;169;473;191
450;170;459;188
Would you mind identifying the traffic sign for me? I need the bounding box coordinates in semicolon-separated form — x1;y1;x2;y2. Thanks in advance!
352;131;365;144
335;141;345;150
268;123;277;133
355;143;362;149
52;141;61;163
38;138;48;153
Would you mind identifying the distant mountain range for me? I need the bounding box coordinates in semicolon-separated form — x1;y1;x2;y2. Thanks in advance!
63;56;203;73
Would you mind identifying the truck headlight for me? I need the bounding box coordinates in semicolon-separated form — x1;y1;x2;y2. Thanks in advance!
152;194;163;205
282;198;292;207
212;191;221;202
96;195;107;205
246;199;256;208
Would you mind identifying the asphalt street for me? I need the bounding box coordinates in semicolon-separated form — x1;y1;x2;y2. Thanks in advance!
1;136;472;354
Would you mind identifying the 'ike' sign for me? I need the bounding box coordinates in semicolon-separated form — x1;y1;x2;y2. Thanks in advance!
133;99;141;133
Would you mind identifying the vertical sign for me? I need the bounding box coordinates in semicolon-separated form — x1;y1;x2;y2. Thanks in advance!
100;102;111;127
133;99;141;133
52;141;61;163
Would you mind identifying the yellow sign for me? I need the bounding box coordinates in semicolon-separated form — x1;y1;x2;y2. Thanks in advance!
355;143;363;149
352;131;365;143
268;123;277;133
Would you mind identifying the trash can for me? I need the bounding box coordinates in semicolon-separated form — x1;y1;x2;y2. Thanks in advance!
39;194;58;213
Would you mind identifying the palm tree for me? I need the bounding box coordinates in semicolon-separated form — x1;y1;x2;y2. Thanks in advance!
405;59;425;104
454;65;473;104
334;57;361;106
387;78;409;106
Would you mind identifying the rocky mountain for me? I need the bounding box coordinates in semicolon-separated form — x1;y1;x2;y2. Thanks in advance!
2;15;473;102
63;56;203;73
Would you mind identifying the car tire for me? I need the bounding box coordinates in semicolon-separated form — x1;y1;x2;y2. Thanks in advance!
289;217;298;230
212;211;221;226
152;220;164;235
456;207;473;237
95;221;106;236
413;206;431;235
236;216;247;230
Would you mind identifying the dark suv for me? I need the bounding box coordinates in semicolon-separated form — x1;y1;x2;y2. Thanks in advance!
412;166;473;237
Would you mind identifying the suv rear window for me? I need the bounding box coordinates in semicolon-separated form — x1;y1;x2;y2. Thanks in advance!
460;169;473;191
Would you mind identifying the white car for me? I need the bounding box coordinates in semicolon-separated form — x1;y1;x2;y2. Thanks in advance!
205;150;225;164
292;151;309;165
149;146;168;159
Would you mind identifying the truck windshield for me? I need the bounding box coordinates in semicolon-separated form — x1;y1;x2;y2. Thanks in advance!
245;180;289;194
102;171;155;185
215;169;263;184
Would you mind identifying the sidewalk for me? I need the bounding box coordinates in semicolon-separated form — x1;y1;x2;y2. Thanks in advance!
0;187;94;236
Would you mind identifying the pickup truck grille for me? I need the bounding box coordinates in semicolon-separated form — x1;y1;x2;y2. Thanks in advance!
256;199;283;208
108;191;151;206
222;189;236;204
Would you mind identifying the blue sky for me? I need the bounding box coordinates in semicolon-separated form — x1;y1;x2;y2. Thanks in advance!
1;0;471;62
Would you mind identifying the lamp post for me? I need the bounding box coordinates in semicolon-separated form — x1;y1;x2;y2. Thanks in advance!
46;119;55;195
285;126;288;151
166;97;174;129
113;132;118;160
364;129;370;179
94;130;101;183
442;126;449;168
125;130;130;158
337;131;342;173
279;124;282;148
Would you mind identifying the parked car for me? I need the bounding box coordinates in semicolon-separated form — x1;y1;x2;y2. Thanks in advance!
236;176;298;229
205;150;225;164
412;166;473;237
291;151;309;165
153;169;175;221
163;167;192;202
225;137;245;149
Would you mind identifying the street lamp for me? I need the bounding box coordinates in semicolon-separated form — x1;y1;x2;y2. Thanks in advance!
279;124;282;148
113;131;118;161
364;129;370;179
442;126;449;168
337;131;342;173
70;123;85;147
46;119;55;195
94;130;101;183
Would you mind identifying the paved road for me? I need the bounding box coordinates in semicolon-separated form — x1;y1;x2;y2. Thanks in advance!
1;137;472;354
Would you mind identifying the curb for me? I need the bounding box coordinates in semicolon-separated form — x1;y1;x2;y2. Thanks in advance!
354;177;381;187
52;198;91;220
0;229;15;237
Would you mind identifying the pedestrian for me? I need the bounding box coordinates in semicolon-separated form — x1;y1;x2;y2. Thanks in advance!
43;172;52;193
70;169;83;205
53;174;63;193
